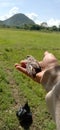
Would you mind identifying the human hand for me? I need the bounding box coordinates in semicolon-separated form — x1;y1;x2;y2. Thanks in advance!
15;51;58;84
39;51;58;69
15;60;45;83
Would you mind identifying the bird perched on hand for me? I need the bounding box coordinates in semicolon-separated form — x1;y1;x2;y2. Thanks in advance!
25;55;41;77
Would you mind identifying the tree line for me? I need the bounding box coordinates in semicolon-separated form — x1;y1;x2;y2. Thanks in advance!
0;23;60;32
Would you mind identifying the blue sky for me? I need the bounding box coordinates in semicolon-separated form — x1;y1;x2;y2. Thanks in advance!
0;0;60;26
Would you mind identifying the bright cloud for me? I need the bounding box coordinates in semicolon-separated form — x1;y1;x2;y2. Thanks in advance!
0;7;19;20
26;13;60;27
8;7;19;16
47;18;60;27
26;13;42;24
26;13;38;21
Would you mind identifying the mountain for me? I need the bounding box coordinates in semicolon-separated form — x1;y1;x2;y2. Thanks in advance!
0;13;35;27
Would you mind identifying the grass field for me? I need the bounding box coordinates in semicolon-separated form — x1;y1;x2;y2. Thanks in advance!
0;28;60;130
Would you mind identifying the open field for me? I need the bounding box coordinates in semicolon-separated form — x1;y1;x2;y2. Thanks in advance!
0;29;60;130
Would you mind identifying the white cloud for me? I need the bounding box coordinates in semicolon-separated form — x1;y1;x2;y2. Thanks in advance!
26;13;60;27
0;7;19;20
26;13;42;24
8;7;19;16
26;13;38;21
47;18;60;27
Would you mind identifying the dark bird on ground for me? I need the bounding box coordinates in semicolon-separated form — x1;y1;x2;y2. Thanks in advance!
16;102;33;130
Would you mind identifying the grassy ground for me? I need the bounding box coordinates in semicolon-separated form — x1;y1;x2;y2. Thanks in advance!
0;28;60;130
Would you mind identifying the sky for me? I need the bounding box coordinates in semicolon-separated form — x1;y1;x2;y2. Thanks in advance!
0;0;60;27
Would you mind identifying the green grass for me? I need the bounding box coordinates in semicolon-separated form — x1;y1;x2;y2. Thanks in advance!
0;28;60;130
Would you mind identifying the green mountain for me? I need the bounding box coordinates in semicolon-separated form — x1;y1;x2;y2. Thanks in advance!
0;13;35;27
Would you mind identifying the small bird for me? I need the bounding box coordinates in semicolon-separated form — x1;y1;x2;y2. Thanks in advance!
16;102;33;130
26;55;41;77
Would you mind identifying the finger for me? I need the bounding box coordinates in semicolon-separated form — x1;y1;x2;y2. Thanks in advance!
39;61;45;70
44;51;49;56
15;65;31;78
15;64;38;81
20;60;26;68
15;65;27;74
39;61;43;65
36;71;45;83
35;73;42;83
15;60;26;68
39;61;44;67
15;63;20;67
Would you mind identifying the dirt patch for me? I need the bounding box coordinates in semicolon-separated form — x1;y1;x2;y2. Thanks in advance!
6;68;21;109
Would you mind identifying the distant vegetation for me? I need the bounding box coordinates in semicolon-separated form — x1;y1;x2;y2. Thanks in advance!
0;23;60;32
20;24;60;32
0;13;60;32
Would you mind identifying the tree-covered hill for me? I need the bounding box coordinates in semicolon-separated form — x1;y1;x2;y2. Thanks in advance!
0;13;35;27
